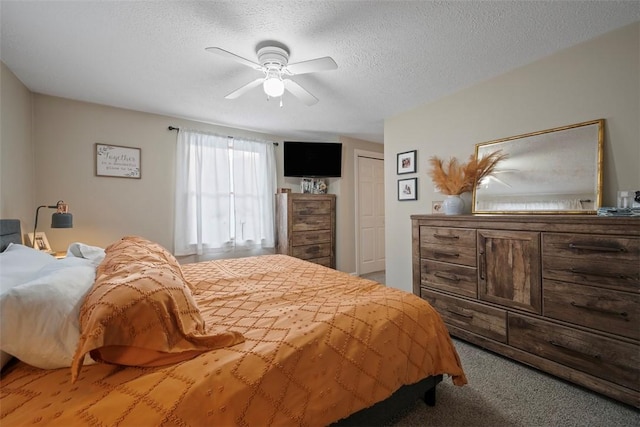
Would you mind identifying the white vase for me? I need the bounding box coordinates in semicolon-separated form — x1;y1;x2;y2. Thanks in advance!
443;195;464;215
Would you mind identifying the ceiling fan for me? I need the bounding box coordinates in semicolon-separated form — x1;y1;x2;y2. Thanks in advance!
205;43;337;106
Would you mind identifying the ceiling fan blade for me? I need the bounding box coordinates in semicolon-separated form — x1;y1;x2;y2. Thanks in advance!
286;56;338;75
225;78;264;99
205;47;262;70
284;79;318;106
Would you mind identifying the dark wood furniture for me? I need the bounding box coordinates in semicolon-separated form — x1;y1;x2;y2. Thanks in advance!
276;193;336;268
411;214;640;407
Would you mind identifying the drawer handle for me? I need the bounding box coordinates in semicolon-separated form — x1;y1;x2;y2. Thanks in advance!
570;301;629;320
568;243;625;253
434;272;460;282
433;234;459;240
433;251;460;258
549;340;601;360
446;308;473;319
569;268;628;280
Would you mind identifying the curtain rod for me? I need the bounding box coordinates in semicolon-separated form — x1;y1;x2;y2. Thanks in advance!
168;126;279;146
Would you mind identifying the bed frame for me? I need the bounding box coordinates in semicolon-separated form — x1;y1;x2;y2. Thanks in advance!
333;374;442;425
0;219;443;424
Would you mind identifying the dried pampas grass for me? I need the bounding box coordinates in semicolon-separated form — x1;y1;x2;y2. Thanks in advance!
428;150;507;195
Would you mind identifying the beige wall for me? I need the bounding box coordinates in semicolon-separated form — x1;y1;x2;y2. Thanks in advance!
1;80;382;273
0;62;35;230
384;22;640;293
31;95;284;252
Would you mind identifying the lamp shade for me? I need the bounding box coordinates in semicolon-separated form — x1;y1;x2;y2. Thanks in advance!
51;212;73;228
263;69;285;98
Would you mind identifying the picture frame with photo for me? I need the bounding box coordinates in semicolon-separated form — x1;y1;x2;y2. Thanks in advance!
397;150;417;174
27;232;52;252
398;178;418;201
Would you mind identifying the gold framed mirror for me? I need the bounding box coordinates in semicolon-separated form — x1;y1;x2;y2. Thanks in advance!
472;119;604;214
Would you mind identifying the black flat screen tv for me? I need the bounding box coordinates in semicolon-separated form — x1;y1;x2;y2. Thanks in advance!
284;141;342;177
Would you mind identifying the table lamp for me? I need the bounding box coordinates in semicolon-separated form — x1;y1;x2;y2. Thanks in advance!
32;200;73;248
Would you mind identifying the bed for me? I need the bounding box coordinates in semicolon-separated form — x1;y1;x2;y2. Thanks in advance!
0;221;466;426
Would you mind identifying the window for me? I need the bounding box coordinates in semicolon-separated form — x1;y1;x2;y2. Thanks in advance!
174;130;276;256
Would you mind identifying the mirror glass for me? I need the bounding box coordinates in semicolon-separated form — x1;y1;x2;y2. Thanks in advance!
473;119;603;214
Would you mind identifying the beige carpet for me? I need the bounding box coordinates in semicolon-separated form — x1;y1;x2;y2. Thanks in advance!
389;338;639;426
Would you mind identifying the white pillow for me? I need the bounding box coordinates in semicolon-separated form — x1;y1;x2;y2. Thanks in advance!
0;243;57;294
66;242;105;266
0;257;96;369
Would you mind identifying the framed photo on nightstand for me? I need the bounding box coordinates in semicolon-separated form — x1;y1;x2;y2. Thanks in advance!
27;232;52;252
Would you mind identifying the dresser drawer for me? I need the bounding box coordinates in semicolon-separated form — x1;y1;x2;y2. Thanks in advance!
509;314;639;392
292;243;331;260
306;257;331;267
420;226;476;247
543;279;640;340
543;256;639;294
291;215;331;232
420;259;477;298
543;233;640;263
292;200;332;216
292;230;331;246
420;226;476;267
421;289;506;342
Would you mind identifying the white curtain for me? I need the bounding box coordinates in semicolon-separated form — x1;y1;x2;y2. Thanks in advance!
174;129;276;256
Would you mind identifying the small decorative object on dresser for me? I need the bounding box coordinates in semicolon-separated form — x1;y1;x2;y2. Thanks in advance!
300;177;328;194
275;193;336;268
411;214;640;408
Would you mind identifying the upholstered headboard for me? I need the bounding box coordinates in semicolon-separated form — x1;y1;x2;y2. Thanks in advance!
0;219;23;252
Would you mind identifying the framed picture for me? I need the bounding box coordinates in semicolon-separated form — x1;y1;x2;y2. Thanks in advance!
27;232;52;252
96;143;141;178
432;200;444;214
398;178;418;201
397;150;417;174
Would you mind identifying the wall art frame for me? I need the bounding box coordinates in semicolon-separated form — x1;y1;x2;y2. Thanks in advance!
95;143;141;179
398;178;418;201
397;150;417;174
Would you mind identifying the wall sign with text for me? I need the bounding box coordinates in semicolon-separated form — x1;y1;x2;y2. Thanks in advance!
95;143;141;178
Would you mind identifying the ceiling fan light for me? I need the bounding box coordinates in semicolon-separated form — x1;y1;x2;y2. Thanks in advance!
263;76;285;97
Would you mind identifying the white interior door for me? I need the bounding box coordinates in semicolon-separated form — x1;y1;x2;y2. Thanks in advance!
357;154;385;275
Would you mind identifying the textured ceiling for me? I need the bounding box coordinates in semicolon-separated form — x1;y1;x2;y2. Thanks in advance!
1;1;638;143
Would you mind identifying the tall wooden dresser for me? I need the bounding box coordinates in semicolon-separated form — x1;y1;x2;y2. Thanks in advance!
411;214;640;407
276;193;336;268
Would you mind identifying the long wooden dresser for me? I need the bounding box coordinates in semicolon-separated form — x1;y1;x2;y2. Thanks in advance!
276;193;336;268
411;214;640;407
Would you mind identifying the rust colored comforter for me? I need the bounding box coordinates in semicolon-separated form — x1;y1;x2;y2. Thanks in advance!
1;254;466;426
